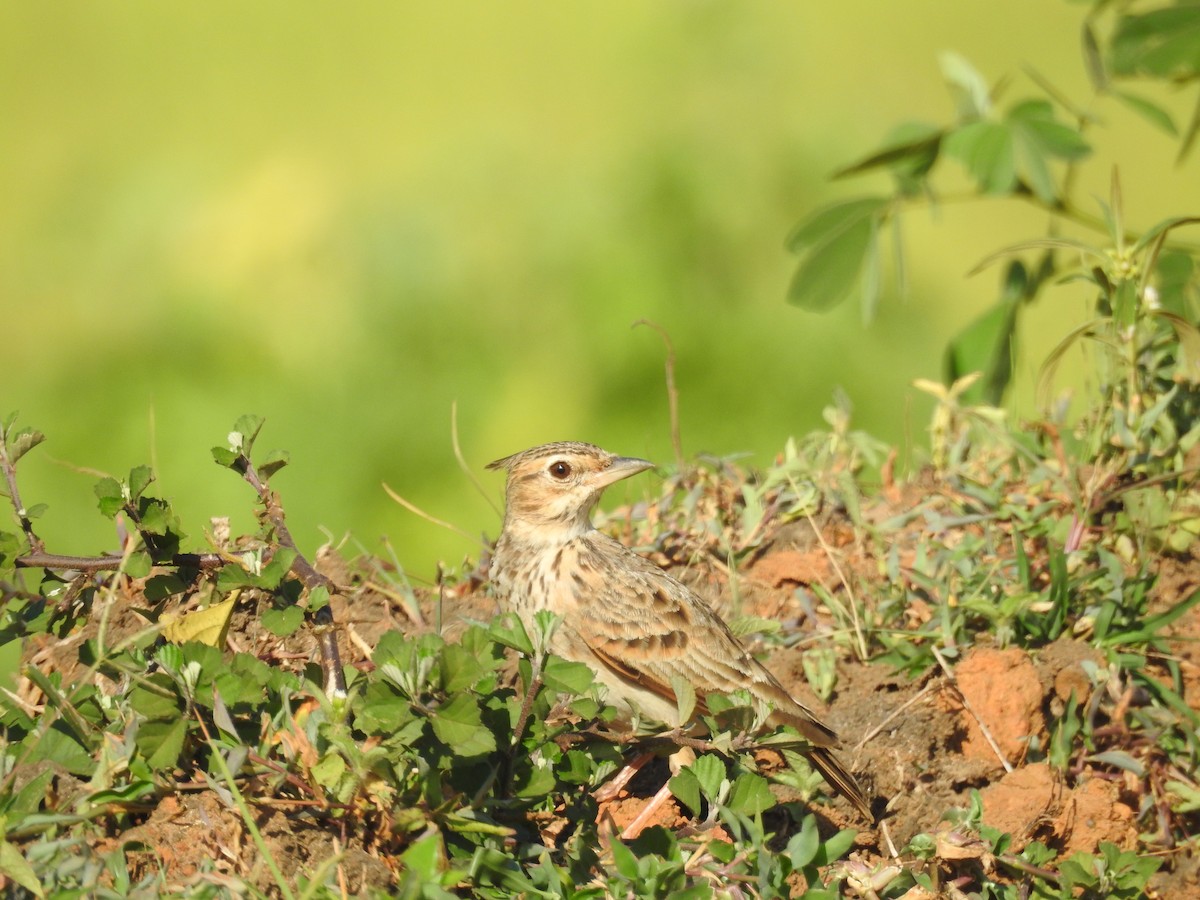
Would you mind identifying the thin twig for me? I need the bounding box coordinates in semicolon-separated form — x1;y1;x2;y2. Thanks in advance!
805;512;869;661
510;670;543;751
235;454;347;698
854;681;935;751
932;646;1014;773
15;551;226;573
382;482;486;546
997;852;1061;884
880;819;900;860
634;319;684;470
451;400;500;518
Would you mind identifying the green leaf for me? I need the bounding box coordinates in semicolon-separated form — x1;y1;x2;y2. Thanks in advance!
0;529;20;569
787;815;821;868
1008;100;1091;160
1012;129;1057;205
261;604;304;637
669;768;702;816
726;772;775;816
786;198;886;312
1110;7;1200;80
85;780;157;807
257;548;297;589
939;50;992;120
1131;215;1200;255
258;449;290;479
138;718;188;770
138;499;174;536
1103;585;1200;646
833;122;942;185
125;550;153;579
1113;90;1178;137
1150;311;1200;384
229;414;265;456
943;121;1016;194
216;564;258;590
128;465;154;500
32;725;96;776
1082;21;1108;91
0;836;44;898
430;693;496;758
310;753;347;789
129;679;183;720
813;826;858;865
10;768;54;816
306;584;331;613
6;429;46;467
94;476;125;518
541;655;595;695
609;835;639;880
690;754;726;801
210;447;240;468
144;573;187;602
513;760;557;799
727;616;782;639
488;613;535;656
354;686;416;734
400;831;445;882
439;642;488;694
786;197;887;253
669;675;696;724
559;749;599;785
945;261;1024;404
1087;750;1145;775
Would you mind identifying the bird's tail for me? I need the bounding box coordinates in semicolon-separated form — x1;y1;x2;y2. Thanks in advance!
806;747;874;822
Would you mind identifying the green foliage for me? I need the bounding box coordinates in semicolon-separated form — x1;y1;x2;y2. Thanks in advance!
787;0;1200;410
93;464;187;567
4;416;872;895
1057;841;1162;898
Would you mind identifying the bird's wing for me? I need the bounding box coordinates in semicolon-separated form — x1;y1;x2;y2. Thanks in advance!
578;534;839;748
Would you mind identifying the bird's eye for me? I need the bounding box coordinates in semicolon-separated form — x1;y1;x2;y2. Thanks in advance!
549;460;572;479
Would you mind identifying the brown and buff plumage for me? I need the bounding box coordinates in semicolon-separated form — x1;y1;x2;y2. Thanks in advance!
487;441;872;820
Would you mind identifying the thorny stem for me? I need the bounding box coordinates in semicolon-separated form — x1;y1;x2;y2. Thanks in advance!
9;440;352;703
498;657;546;798
234;454;348;698
15;551;226;573
510;669;543;752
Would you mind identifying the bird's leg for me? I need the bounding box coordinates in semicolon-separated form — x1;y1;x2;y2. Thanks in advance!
593;751;655;803
619;746;696;840
592;724;698;803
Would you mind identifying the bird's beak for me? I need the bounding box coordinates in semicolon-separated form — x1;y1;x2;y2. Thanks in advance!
593;455;655;489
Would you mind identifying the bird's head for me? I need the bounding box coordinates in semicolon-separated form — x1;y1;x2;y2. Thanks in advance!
487;441;654;542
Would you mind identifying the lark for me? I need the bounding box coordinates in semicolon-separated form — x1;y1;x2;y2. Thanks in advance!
487;441;872;822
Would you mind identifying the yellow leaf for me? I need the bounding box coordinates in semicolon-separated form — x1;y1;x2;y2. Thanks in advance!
162;593;238;647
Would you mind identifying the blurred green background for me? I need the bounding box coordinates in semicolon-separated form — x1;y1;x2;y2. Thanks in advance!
3;2;1196;582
